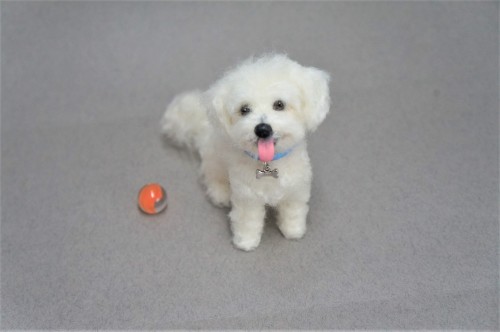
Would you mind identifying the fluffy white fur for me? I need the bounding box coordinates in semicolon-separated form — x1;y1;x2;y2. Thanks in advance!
161;54;330;251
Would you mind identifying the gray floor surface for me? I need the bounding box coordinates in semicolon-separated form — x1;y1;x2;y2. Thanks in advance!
1;1;498;329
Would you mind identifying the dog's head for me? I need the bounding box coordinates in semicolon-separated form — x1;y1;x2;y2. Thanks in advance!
207;54;330;157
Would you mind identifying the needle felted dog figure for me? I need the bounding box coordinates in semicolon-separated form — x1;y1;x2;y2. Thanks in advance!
161;54;330;251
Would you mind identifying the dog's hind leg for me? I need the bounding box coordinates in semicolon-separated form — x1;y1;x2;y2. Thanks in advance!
200;152;231;207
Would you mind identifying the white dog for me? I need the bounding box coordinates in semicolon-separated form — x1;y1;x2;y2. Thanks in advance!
161;54;330;251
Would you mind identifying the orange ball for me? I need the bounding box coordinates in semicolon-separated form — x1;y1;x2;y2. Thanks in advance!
138;183;167;214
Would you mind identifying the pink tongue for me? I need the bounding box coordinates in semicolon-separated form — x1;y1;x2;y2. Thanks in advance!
258;139;274;162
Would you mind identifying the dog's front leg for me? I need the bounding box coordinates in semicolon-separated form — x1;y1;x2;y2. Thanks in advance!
229;197;266;251
277;198;309;240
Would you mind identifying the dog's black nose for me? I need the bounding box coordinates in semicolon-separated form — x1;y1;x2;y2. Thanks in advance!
254;123;273;139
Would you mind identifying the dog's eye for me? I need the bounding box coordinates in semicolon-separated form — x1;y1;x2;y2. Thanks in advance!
240;105;251;116
273;100;285;111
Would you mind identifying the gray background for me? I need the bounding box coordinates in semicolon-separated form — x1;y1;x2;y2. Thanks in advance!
1;1;498;329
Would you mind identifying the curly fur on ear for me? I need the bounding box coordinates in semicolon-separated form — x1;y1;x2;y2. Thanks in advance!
206;84;232;134
293;66;331;133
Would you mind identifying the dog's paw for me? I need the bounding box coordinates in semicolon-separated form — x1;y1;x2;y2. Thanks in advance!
278;222;306;240
277;201;308;240
232;233;261;251
206;181;231;207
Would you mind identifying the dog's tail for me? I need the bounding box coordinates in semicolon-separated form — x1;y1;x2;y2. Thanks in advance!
161;90;210;153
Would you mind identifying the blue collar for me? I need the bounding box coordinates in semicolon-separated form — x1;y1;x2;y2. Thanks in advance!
244;146;295;162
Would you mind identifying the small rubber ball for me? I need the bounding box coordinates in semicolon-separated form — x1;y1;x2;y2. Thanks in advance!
138;183;167;214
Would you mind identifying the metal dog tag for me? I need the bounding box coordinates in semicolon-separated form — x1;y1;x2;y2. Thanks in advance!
256;162;279;179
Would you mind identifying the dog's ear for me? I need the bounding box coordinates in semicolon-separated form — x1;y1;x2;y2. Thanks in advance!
207;84;232;133
296;66;331;132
